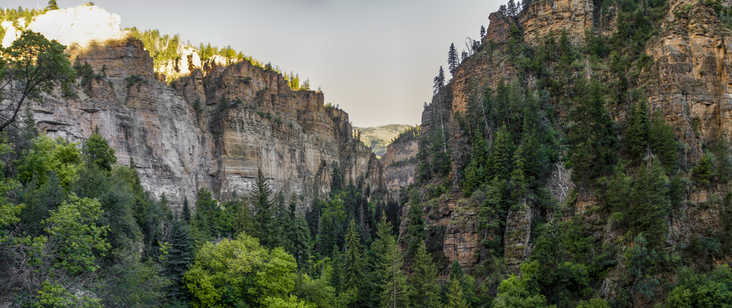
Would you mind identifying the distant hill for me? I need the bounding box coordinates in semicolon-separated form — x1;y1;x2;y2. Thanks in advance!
356;124;413;157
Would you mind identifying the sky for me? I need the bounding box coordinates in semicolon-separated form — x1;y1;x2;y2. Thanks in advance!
4;0;504;126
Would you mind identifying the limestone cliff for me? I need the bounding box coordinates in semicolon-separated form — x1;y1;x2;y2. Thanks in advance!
2;6;382;210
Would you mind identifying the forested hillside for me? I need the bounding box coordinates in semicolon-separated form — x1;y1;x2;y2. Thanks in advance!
0;0;730;307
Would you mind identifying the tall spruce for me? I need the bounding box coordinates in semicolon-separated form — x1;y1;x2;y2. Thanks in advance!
404;202;426;263
409;241;440;308
343;219;364;297
448;43;459;75
625;102;650;162
381;233;409;308
252;168;275;247
433;66;445;94
164;219;194;304
567;80;618;187
487;125;514;181
365;215;393;307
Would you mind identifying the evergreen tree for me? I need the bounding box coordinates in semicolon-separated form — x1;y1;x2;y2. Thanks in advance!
343;219;364;299
649;113;678;171
480;25;486;38
463;128;488;194
446;275;469;308
181;197;191;222
448;43;459;75
404;202;426;263
409;241;440;308
292;215;312;272
433;66;445;94
487;125;514;181
567;80;618;187
625;102;650;162
507;0;518;16
381;234;409;308
365;215;393;307
164;219;194;304
252;168;275;247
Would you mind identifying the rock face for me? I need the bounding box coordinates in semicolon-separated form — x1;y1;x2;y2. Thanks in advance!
645;0;732;164
16;35;381;210
382;134;418;196
401;0;731;274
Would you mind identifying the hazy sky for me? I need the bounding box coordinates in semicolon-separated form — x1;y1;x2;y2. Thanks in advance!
5;0;504;126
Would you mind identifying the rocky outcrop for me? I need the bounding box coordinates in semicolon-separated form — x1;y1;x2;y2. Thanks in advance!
383;134;418;196
17;35;382;210
519;0;595;43
645;0;732;164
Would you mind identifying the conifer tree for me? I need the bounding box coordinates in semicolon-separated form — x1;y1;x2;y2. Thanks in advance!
625;102;650;162
567;80;618;187
381;234;409;308
365;215;393;307
649;113;678;171
404;202;426;263
252;168;275;247
343;219;364;297
448;43;459;75
292;215;312;272
464;128;488;194
433;66;445;94
181;197;191;222
480;25;486;38
164;219;194;303
446;275;469;308
409;241;440;308
487;125;514;181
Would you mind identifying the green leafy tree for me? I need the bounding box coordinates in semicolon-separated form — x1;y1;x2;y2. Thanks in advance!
665;265;731;308
83;132;117;172
44;194;110;274
409;241;440;308
492;262;551;308
16;136;81;189
0;31;74;131
184;232;306;307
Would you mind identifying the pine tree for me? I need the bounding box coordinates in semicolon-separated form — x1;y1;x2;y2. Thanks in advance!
446;276;469;308
625;102;650;162
649;113;678;171
487;125;514;181
252;168;275;247
365;215;393;307
433;66;445;94
343;219;364;297
409;241;440;308
480;25;486;38
567;80;618;187
292;215;312;272
164;219;194;303
507;0;518;16
448;43;459;75
381;234;409;308
463;128;488;194
181;197;191;222
404;202;426;263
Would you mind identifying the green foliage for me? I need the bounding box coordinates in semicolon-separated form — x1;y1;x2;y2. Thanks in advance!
82;132;116;172
44;194;110;274
17;136;81;188
184;232;306;307
409;241;440;307
253;168;277;247
492;262;552;308
380;231;409;308
343;219;364;304
0;31;74;131
404;202;426;263
624;102;651;162
692;153;716;188
665;265;732;308
567;80;618;187
35;280;102;308
446;276;470;308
